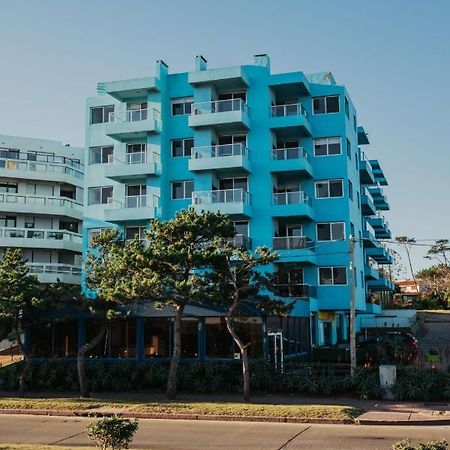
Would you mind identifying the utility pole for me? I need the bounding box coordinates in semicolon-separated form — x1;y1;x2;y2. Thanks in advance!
349;235;357;376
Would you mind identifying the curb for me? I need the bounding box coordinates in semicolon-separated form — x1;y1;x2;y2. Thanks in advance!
358;418;450;426
0;408;354;425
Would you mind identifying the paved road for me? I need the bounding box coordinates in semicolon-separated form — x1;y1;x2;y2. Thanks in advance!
0;415;450;449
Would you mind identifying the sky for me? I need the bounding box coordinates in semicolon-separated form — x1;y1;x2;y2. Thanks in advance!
0;0;449;275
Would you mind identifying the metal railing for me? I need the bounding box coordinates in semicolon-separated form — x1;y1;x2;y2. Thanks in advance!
0;157;83;180
107;194;160;210
271;147;307;161
273;283;316;298
270;103;308;118
192;99;249;115
272;191;311;206
272;236;314;251
0;227;82;243
192;143;248;159
0;193;83;211
228;234;252;249
108;108;161;123
192;188;251;205
27;263;82;276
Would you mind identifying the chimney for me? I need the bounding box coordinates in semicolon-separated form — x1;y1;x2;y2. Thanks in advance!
195;55;207;71
254;53;270;69
155;59;168;79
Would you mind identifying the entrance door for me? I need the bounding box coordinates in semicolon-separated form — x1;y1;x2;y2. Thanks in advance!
323;322;333;346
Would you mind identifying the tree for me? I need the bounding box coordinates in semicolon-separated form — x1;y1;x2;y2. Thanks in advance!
139;209;235;399
82;228;146;398
426;239;450;267
210;243;293;401
0;249;41;396
395;236;417;289
416;264;450;307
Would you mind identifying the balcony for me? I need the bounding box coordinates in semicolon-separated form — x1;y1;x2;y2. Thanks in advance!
364;265;379;280
367;277;395;291
273;236;316;265
105;194;161;223
189;99;250;131
189;143;250;172
361;191;377;216
104;151;161;181
367;216;391;239
228;234;252;250
357;126;370;145
0;156;83;187
27;263;82;285
271;191;314;220
362;230;378;248
192;188;252;218
0;193;83;220
366;243;393;265
368;187;390;211
99;76;160;101
269;103;311;137
188;66;249;89
274;283;317;299
270;147;313;177
359;152;375;186
369;159;388;186
105;108;161;142
0;228;82;252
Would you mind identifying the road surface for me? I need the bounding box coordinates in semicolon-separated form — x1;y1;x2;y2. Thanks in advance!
0;414;449;449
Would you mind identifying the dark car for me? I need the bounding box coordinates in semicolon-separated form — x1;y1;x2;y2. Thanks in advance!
357;332;419;365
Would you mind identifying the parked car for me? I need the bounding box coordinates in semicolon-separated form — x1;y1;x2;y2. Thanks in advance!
357;332;418;365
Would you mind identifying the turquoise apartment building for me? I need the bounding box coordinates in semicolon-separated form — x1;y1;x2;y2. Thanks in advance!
29;55;394;361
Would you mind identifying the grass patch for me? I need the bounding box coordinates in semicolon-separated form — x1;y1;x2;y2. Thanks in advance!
0;397;362;422
418;310;450;314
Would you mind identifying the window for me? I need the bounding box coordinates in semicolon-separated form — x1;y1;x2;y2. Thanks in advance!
316;222;345;241
89;146;113;164
350;222;355;237
219;177;248;191
126;102;147;121
345;97;349;118
0;215;16;227
315;179;343;198
125;226;146;241
312;95;340;114
171;180;194;199
171;138;194;157
88;228;107;244
349;181;353;200
346;139;351;159
24;216;35;229
357;191;360;209
313;137;341;156
88;186;113;205
353;115;357;132
319;267;347;285
0;182;18;193
126;143;147;164
171;97;193;116
90;105;114;124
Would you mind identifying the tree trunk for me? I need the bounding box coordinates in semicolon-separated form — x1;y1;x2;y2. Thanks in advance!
15;324;29;397
77;321;107;398
225;316;251;402
166;306;184;399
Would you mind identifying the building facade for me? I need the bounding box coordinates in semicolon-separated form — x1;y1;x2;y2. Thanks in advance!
0;135;84;285
66;54;394;361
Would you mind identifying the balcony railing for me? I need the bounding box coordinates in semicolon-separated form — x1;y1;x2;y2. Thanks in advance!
0;227;82;243
228;234;252;250
192;143;248;159
270;103;308;118
272;191;311;206
273;236;314;251
0;193;82;211
107;194;160;210
192;188;251;205
192;99;249;115
108;151;160;166
274;283;316;298
108;108;161;123
0;157;83;180
27;263;82;276
271;147;307;161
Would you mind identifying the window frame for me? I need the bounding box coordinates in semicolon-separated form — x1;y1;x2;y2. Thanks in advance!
90;105;114;124
171;138;194;158
318;266;348;286
89;146;114;165
88;186;113;206
316;222;345;242
171;180;194;200
315;179;344;199
312;95;340;115
313;137;342;157
171;97;194;116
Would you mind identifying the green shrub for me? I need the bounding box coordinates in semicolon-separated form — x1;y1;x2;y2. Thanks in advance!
393;439;447;450
86;416;138;450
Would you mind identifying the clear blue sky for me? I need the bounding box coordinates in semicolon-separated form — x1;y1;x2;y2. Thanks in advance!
0;0;449;274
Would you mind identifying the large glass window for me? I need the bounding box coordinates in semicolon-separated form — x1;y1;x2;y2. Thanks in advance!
234;318;263;358
319;267;347;285
0;182;18;193
143;318;170;358
316;222;345;241
315;179;343;198
171;138;194;157
181;318;198;358
312;95;340;114
313;137;341;156
171;97;193;116
0;215;16;227
88;186;113;205
91;105;114;124
89;146;113;164
126;102;147;121
110;320;136;358
205;317;234;358
171;180;194;199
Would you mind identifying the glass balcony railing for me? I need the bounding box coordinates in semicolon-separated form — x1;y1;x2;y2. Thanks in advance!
271;147;307;161
192;143;248;159
192;99;249;115
272;236;314;251
272;191;311;206
270;103;308;118
274;283;316;298
108;151;160;166
27;263;82;276
108;108;161;123
192;188;251;206
0;193;82;211
228;234;252;250
0;227;82;243
107;194;160;210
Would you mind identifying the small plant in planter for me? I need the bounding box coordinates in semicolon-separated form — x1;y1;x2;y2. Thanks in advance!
393;439;447;450
86;415;139;450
